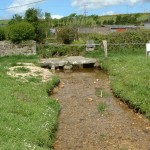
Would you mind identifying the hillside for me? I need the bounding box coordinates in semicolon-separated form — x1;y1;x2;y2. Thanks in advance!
0;13;149;27
99;13;149;23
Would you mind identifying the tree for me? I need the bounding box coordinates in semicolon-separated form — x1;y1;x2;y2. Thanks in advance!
8;14;22;25
57;26;77;44
45;12;51;28
25;8;39;24
9;22;35;43
115;15;122;24
25;8;44;42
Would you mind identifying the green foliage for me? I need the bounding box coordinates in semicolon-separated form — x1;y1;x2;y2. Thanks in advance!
0;56;60;149
105;29;150;54
8;22;35;43
14;67;30;73
115;15;137;25
8;14;22;25
81;29;150;54
25;8;46;43
25;8;39;24
57;26;77;44
98;102;106;113
37;45;85;58
0;27;5;41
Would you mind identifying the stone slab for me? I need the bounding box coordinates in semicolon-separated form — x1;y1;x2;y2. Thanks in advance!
39;56;98;68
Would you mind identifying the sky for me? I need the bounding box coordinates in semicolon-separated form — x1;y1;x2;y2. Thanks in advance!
0;0;150;20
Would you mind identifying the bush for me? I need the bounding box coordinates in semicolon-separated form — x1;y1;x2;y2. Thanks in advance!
8;22;35;43
57;26;77;44
0;27;5;41
37;45;85;58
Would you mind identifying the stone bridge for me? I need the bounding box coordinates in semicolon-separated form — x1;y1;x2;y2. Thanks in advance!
39;56;99;70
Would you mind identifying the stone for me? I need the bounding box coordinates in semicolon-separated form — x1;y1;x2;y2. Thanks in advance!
39;56;97;69
51;65;55;70
63;65;73;70
0;40;36;57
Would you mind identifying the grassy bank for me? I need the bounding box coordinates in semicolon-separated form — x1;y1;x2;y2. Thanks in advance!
0;55;60;149
86;50;150;119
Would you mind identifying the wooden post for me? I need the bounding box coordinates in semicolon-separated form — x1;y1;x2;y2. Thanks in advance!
46;31;47;43
102;40;108;58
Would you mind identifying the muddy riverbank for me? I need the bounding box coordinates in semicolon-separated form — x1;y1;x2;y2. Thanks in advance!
52;69;150;150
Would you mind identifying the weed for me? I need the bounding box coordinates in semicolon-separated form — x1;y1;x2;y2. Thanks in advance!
14;67;30;73
98;102;106;113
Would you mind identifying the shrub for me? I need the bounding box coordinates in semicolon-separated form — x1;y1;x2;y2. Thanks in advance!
8;22;35;43
57;26;77;44
37;45;85;58
0;27;5;41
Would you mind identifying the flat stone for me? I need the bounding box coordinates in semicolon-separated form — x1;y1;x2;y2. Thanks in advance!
39;56;98;69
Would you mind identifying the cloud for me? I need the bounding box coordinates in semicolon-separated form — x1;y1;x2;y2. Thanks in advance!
7;0;44;14
51;15;64;19
102;11;115;16
72;0;150;10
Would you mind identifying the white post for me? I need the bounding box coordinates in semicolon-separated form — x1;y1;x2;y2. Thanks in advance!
102;40;108;58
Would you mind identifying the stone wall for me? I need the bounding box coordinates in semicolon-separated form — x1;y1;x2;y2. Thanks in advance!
0;40;36;57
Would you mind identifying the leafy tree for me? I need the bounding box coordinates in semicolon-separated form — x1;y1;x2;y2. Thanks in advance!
115;15;122;24
8;14;22;25
25;8;39;24
25;8;45;42
57;26;77;44
9;22;35;43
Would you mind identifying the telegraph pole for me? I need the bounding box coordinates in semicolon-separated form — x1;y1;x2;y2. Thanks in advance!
83;4;88;25
84;4;88;17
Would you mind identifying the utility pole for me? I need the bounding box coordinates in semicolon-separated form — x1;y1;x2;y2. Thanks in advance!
83;4;88;25
84;4;88;17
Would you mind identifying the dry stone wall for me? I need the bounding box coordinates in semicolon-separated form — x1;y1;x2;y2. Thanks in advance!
0;40;36;57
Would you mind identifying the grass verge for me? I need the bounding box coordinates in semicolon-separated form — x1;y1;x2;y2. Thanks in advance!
0;55;60;149
86;50;150;119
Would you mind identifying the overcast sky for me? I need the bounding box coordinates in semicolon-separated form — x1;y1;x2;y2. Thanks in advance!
0;0;150;20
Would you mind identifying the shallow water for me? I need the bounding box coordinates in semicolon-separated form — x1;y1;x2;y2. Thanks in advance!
53;69;150;150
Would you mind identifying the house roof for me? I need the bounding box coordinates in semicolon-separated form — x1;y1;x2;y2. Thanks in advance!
105;25;140;29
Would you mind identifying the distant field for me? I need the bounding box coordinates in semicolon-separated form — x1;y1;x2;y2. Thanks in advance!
99;13;149;23
0;20;9;26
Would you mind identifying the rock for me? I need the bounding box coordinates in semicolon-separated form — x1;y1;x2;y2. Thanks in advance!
51;65;55;70
63;65;73;70
94;62;100;68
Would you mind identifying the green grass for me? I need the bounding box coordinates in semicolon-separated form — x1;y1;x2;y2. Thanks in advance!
98;102;106;113
86;49;150;119
14;67;31;73
0;55;60;149
98;13;149;23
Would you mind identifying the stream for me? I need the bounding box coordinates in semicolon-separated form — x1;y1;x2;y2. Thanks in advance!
53;69;150;150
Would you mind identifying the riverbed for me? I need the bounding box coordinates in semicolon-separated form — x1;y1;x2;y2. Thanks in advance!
53;69;150;150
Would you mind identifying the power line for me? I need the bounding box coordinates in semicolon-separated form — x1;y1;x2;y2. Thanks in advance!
0;0;46;11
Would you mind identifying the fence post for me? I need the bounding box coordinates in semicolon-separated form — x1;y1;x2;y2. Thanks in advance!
102;40;108;58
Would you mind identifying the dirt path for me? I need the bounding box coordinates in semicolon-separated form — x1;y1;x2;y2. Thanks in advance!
53;69;150;150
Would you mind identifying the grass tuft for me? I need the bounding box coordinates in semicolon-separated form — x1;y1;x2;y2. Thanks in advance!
98;102;106;113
